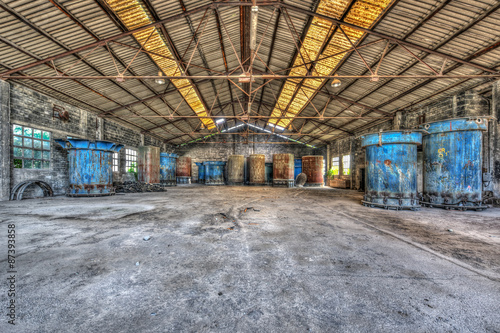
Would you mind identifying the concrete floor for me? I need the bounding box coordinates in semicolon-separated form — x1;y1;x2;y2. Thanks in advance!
1;186;499;332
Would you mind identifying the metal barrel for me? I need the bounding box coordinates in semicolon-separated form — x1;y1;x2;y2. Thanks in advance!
138;146;160;184
273;154;295;187
294;158;302;180
227;155;245;185
302;156;324;186
204;161;226;185
195;162;205;184
160;153;178;186
176;156;192;184
248;154;266;185
55;139;123;197
361;130;423;210
265;163;273;185
419;117;488;210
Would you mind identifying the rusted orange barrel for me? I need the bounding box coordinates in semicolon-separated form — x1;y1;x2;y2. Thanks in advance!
176;156;192;184
248;154;266;185
302;156;324;186
273;153;294;187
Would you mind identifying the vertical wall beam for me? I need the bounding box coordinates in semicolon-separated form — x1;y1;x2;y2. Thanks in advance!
0;80;11;201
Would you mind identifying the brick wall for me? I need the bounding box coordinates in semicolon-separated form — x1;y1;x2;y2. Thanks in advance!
329;86;496;194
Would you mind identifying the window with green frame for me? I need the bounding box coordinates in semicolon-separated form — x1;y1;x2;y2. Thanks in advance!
331;157;340;176
12;124;51;169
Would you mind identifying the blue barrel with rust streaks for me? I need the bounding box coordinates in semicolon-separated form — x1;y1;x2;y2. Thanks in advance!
294;159;302;180
265;163;273;185
204;161;226;185
195;162;205;184
55;139;123;197
361;130;423;210
160;153;178;186
419;117;488;209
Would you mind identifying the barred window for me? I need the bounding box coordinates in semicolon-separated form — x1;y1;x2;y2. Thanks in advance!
12;125;50;169
125;149;137;172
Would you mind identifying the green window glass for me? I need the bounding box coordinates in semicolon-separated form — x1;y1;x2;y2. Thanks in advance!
12;125;51;169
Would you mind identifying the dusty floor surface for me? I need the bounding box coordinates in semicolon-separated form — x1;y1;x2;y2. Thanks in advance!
0;186;499;332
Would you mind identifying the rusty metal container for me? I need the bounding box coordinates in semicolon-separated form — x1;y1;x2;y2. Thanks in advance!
248;154;266;185
55;139;123;197
361;130;423;210
195;162;205;184
160;153;178;186
294;158;302;180
419;117;489;210
176;156;192;184
302;156;324;187
273;154;294;187
227;155;245;185
204;161;226;185
138;146;160;184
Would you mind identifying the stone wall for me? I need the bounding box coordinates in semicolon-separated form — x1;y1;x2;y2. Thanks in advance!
175;134;327;183
2;82;163;199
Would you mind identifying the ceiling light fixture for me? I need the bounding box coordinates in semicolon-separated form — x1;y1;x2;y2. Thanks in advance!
155;70;165;85
330;74;341;88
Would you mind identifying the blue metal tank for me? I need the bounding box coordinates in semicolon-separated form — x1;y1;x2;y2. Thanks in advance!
294;158;302;180
195;162;205;184
204;161;226;185
419;117;488;210
361;130;423;210
55;139;123;197
265;163;273;185
160;153;178;186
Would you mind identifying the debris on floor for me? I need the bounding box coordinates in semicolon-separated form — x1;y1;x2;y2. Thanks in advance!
115;181;167;193
143;236;151;241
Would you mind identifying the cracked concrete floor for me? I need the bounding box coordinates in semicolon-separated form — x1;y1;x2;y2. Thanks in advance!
0;186;499;332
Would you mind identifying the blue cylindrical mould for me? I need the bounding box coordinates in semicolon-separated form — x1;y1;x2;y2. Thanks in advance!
204;161;226;185
294;159;302;180
160;153;178;186
265;163;273;185
195;162;205;184
55;139;123;197
361;131;423;210
419;117;488;210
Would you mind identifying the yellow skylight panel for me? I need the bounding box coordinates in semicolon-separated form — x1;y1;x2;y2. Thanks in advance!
104;0;215;130
269;0;393;129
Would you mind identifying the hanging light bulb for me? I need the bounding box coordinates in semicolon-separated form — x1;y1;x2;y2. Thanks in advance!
155;70;165;85
330;74;341;88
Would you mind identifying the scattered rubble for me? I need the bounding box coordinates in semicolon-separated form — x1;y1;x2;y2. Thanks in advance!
115;181;167;193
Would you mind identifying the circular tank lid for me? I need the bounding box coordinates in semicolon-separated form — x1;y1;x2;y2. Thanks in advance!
419;117;488;134
160;152;179;158
203;161;226;165
361;130;423;148
56;139;122;152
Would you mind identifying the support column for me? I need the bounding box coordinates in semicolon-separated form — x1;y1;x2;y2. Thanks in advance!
0;80;11;201
96;117;104;140
393;111;403;130
491;81;500;196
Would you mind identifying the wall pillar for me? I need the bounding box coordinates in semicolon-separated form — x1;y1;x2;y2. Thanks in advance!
491;81;500;196
96;117;104;140
0;80;11;201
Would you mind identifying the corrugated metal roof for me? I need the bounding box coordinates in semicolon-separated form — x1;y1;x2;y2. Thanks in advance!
0;0;499;145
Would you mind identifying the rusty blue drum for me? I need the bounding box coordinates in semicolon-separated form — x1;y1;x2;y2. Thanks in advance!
361;131;423;210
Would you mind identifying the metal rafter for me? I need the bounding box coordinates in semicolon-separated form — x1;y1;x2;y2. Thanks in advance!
50;0;190;140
